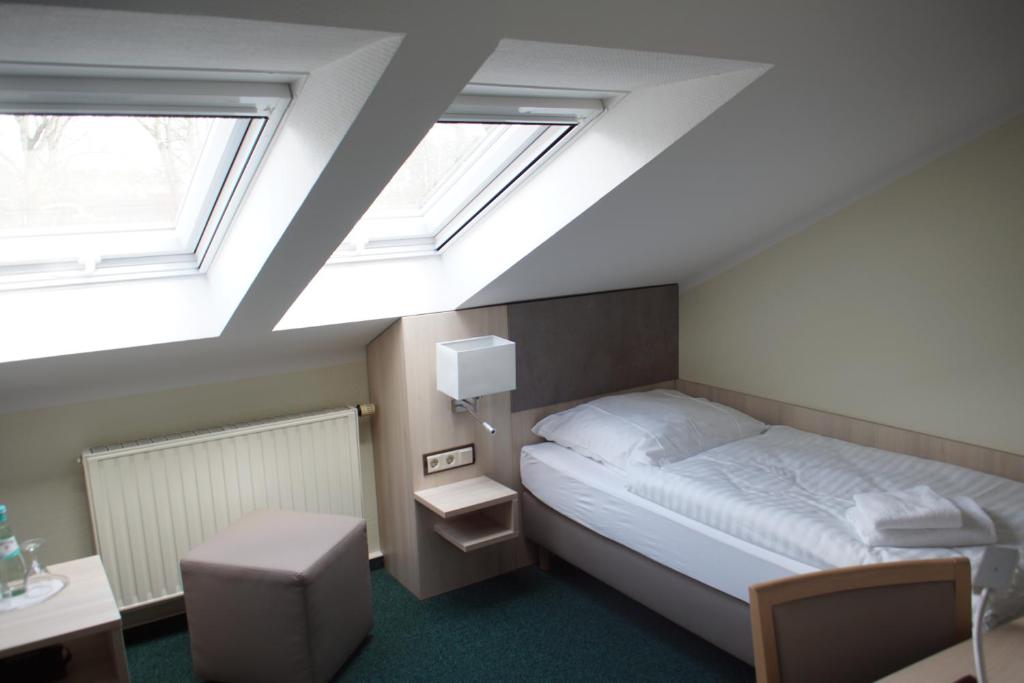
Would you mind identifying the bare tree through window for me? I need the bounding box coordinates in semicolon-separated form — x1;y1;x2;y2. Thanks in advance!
135;117;206;207
0;114;216;233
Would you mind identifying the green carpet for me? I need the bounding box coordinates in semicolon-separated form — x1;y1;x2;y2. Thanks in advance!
125;560;753;682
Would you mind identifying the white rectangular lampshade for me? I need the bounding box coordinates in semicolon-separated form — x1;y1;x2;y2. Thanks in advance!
436;335;516;401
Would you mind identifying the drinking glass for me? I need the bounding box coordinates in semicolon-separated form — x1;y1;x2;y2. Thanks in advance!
21;538;48;583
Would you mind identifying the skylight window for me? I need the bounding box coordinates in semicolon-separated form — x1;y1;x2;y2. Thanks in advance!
332;95;602;260
0;77;289;287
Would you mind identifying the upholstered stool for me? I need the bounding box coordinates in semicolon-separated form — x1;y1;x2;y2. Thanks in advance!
181;509;372;683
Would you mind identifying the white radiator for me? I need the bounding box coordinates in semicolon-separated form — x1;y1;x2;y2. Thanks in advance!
82;408;363;610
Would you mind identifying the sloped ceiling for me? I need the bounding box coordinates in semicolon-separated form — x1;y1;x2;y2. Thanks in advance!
277;42;771;330
1;0;1023;413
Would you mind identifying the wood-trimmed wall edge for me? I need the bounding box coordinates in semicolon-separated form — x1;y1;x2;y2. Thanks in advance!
678;379;1024;483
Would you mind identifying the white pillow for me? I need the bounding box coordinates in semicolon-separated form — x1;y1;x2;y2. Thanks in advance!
532;389;766;470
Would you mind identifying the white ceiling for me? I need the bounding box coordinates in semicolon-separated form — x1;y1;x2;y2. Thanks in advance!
0;4;389;75
1;0;1023;413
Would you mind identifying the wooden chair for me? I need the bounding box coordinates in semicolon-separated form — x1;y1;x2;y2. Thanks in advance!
749;558;972;683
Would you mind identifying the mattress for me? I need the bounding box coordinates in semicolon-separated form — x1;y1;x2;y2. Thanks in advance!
520;441;815;602
627;425;1024;626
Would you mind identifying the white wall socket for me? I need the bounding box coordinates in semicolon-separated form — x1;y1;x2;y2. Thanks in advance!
424;445;474;474
975;545;1019;590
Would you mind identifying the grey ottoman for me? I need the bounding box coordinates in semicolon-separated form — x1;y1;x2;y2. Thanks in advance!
181;509;372;683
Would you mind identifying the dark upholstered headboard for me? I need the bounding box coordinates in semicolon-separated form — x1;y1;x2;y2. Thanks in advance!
506;285;678;412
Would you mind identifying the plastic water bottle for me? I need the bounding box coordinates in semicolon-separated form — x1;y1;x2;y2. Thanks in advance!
0;504;28;598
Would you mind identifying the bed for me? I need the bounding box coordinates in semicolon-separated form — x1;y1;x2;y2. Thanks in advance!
521;441;812;662
521;441;814;603
521;415;1024;665
503;285;1024;665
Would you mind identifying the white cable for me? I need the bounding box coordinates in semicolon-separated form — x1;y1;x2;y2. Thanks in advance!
972;587;991;683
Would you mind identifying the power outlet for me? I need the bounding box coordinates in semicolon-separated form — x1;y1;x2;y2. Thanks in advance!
424;445;474;475
975;545;1019;590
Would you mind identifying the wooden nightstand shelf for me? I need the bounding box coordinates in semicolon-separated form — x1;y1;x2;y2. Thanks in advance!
414;476;519;552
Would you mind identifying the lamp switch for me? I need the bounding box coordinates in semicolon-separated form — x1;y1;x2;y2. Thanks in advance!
974;545;1019;590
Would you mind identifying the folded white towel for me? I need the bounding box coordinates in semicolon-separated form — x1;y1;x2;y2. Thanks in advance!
852;485;962;530
846;496;996;548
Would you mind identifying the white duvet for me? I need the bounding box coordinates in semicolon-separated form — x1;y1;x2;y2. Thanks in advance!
626;426;1024;626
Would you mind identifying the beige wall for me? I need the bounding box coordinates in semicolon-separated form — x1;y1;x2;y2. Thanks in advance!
679;114;1024;456
0;361;379;563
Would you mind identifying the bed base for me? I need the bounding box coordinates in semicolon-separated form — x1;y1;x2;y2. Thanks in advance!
523;490;754;665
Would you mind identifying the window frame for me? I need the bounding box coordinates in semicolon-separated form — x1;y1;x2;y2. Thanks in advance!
0;75;290;289
331;94;604;262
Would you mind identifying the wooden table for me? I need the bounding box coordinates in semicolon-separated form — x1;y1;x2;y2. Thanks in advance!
879;616;1024;683
0;555;129;682
415;476;519;552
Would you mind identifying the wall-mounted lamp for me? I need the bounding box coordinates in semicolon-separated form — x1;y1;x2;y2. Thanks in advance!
436;335;516;435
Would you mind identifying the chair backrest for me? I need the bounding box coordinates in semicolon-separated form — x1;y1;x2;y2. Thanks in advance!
749;558;972;683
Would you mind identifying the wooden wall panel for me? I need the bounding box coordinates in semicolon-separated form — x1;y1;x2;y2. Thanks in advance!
367;321;419;595
401;307;531;598
402;307;509;492
678;379;1024;482
368;307;532;599
507;285;678;411
369;286;683;599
